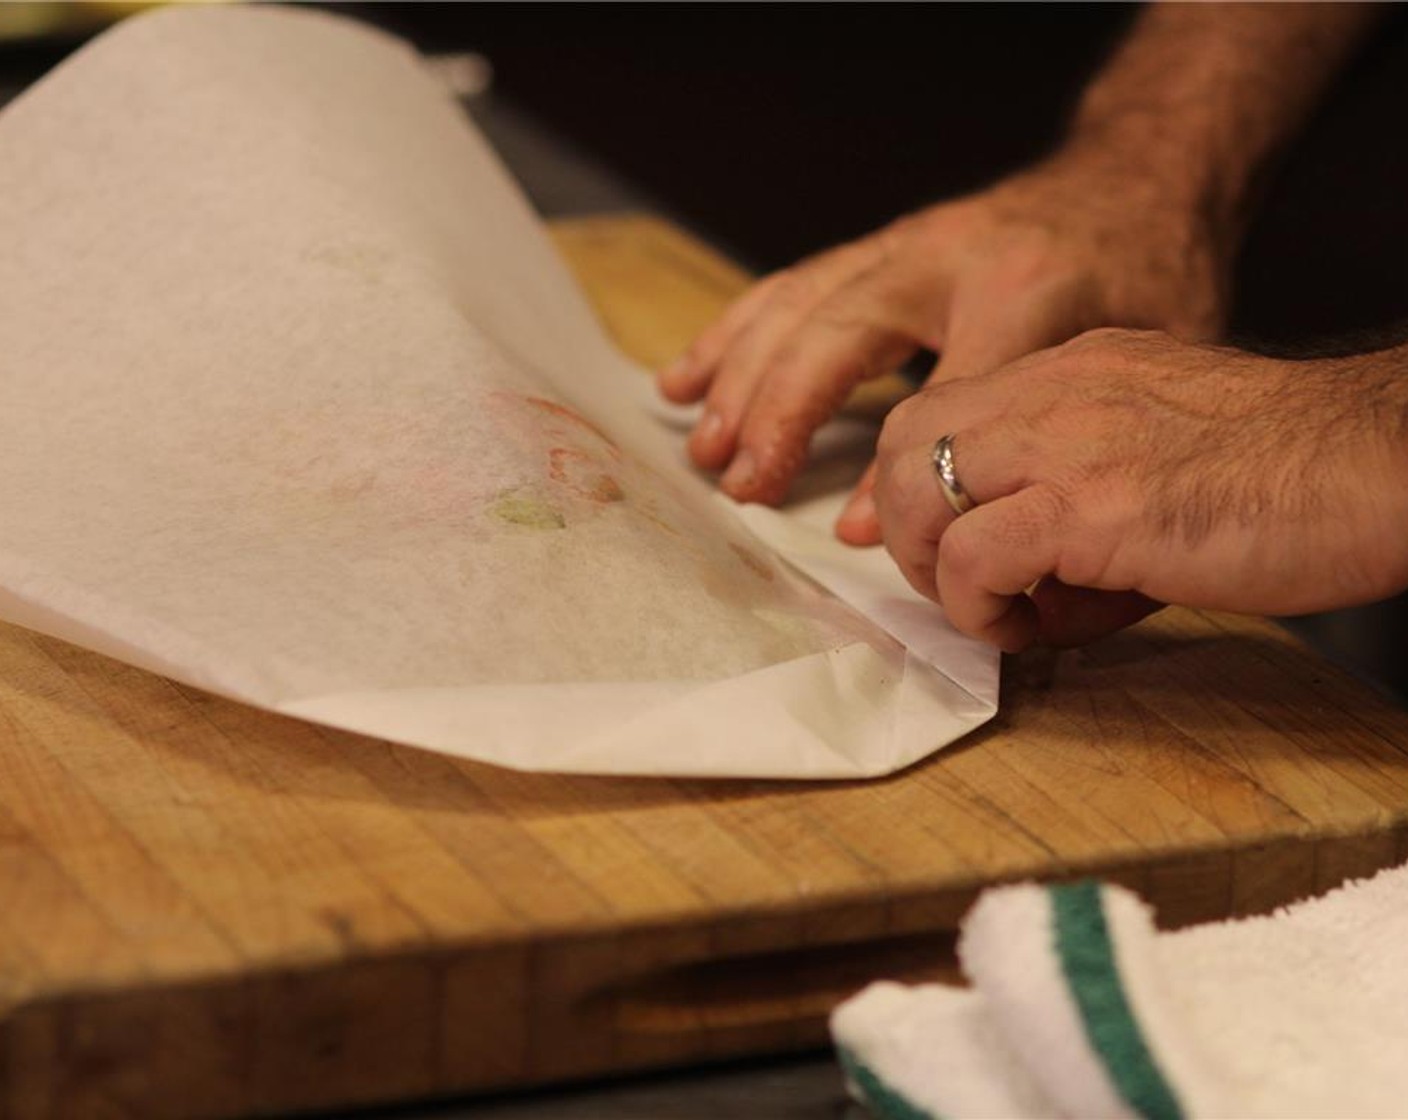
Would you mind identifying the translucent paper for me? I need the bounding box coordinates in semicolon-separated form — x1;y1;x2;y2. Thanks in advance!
0;7;997;778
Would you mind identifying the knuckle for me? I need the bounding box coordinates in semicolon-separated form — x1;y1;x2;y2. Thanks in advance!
885;536;939;599
1026;483;1108;587
683;337;717;373
810;295;872;334
937;522;985;582
756;391;831;442
737;270;788;312
756;352;848;421
957;226;1066;288
767;267;820;312
1068;326;1127;350
1056;547;1109;591
740;404;822;469
705;340;777;405
878;385;945;457
1048;329;1137;382
888;203;962;253
839;230;895;271
880;213;921;242
998;483;1069;551
1028;480;1076;529
988;240;1060;286
1055;532;1115;591
702;375;746;423
1069;325;1168;353
751;445;808;496
1060;484;1132;586
871;221;918;267
701;377;737;417
875;402;914;461
753;269;788;293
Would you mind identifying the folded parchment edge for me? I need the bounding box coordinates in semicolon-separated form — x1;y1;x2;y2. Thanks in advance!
0;548;283;701
277;642;996;780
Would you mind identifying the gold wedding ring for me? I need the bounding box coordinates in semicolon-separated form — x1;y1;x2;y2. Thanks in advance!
931;434;975;516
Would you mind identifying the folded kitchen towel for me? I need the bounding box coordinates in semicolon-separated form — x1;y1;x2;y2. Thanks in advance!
832;860;1408;1118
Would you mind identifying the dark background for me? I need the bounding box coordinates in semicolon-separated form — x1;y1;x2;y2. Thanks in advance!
360;2;1408;352
4;2;1406;695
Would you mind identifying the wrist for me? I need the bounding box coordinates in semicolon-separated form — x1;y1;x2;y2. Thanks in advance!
1316;349;1408;601
1012;139;1233;282
1055;113;1247;253
972;145;1231;341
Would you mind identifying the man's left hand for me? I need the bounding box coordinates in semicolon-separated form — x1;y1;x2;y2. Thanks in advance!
874;329;1408;650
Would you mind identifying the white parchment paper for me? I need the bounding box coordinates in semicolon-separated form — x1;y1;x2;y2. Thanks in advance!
0;7;997;778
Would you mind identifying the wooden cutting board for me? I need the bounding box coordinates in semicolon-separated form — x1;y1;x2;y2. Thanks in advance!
5;214;1408;1119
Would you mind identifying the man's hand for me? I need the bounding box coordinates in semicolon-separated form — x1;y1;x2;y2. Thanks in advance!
658;152;1227;544
874;329;1408;651
656;2;1377;549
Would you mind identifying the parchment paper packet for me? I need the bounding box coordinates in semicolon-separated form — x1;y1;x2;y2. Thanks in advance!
0;6;997;778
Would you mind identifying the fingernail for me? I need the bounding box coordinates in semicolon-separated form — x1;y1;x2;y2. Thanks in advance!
840;488;876;526
721;449;756;495
693;409;724;447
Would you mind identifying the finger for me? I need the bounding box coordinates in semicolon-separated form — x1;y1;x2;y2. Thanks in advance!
658;272;786;404
690;239;891;471
873;437;961;599
875;400;1030;537
929;282;1090;383
1029;578;1163;646
835;461;882;546
935;490;1067;653
934;421;1040;504
719;241;956;504
721;310;917;503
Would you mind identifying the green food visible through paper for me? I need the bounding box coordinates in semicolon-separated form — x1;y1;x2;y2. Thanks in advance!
491;491;565;530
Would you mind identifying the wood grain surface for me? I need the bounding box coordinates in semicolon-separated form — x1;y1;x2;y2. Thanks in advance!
4;215;1408;1119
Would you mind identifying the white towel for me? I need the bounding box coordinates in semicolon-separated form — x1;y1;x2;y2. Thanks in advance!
832;861;1408;1118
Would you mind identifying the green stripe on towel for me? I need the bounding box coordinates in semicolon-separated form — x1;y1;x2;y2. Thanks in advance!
1051;880;1184;1120
837;1045;945;1120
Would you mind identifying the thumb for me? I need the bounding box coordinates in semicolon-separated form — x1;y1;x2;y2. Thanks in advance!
931;288;1092;383
835;461;882;545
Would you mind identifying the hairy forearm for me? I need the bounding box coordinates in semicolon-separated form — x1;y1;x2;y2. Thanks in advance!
1336;343;1408;488
1064;2;1381;239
